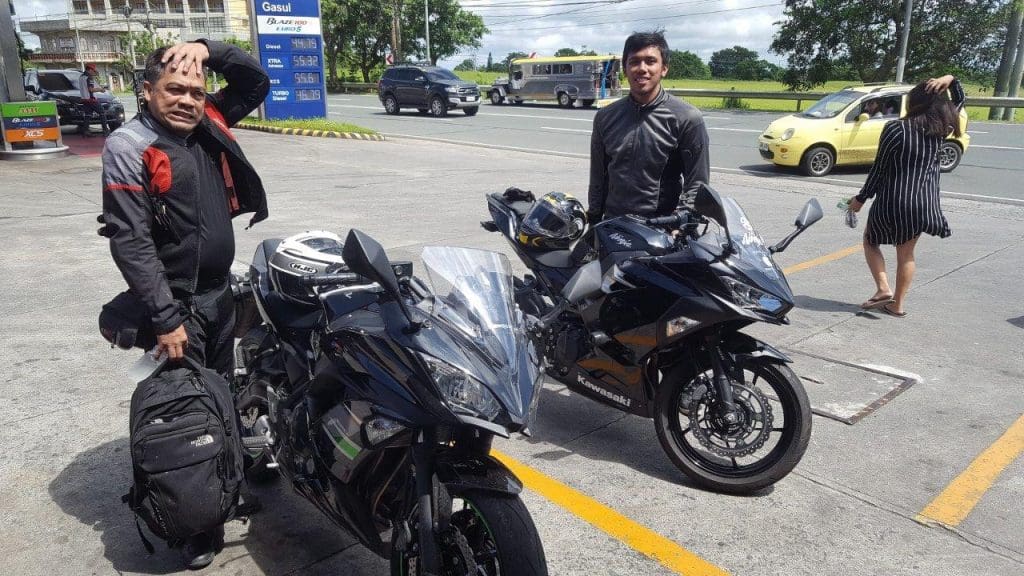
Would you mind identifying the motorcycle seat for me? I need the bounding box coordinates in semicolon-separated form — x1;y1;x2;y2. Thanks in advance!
488;192;533;222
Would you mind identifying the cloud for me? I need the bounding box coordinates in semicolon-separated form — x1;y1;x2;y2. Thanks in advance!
443;0;786;68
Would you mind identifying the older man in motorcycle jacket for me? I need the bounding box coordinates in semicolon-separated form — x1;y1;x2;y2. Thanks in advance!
588;31;710;222
99;39;268;569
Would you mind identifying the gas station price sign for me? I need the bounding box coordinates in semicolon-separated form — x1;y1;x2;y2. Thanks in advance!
254;0;328;119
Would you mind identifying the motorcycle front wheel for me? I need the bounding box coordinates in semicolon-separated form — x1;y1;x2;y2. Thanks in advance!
391;488;548;576
654;358;812;494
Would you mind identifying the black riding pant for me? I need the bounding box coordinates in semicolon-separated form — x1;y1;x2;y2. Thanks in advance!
176;280;235;377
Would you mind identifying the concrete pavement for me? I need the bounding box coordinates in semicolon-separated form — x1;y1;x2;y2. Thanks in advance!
1;130;1022;575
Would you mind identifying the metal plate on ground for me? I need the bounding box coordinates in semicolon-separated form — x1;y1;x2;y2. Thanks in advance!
781;348;918;425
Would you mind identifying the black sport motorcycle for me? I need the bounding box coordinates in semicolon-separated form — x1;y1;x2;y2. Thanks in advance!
483;185;822;494
232;229;548;575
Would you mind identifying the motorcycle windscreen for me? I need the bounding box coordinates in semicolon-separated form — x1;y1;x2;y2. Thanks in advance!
700;198;794;302
419;246;541;424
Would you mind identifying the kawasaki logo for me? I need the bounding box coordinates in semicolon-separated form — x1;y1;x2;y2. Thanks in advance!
577;374;631;407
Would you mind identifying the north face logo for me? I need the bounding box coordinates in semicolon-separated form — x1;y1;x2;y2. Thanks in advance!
189;434;214;448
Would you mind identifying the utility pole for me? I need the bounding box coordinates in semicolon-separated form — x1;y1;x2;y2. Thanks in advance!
123;2;135;68
1;0;28;103
895;0;913;83
424;0;430;64
69;0;84;71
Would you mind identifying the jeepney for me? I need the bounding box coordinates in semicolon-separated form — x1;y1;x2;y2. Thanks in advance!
489;55;621;108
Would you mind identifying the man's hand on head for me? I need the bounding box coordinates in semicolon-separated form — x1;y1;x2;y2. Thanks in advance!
162;42;211;79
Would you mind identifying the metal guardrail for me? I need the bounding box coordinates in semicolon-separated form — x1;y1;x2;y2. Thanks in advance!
328;82;1024;109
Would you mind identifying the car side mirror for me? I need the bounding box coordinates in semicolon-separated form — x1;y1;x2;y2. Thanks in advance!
856;113;869;123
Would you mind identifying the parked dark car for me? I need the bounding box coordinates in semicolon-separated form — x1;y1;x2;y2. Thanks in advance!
23;69;126;132
377;63;480;117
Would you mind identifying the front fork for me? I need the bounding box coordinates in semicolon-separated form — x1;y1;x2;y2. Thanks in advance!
706;335;742;425
412;427;442;574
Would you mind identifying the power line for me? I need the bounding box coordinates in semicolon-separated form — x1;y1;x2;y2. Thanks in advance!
485;1;782;32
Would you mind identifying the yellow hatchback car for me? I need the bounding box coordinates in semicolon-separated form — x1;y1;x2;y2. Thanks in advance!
757;84;970;177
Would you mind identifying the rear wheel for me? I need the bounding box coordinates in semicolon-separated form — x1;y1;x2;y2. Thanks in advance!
557;92;573;108
430;95;448;117
654;358;812;494
383;94;400;115
391;489;547;576
490;91;504;105
938;141;962;172
800;146;835;177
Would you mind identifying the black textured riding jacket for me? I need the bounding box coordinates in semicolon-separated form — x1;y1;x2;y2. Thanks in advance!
101;40;269;334
588;88;710;220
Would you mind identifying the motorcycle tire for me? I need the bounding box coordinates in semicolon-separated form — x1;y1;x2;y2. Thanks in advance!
391;488;548;576
654;358;811;494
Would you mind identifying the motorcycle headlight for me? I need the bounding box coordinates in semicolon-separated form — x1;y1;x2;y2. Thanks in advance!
422;356;501;420
780;128;795;141
722;277;784;315
445;85;459;93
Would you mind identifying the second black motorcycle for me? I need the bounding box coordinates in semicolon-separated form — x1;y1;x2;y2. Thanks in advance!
232;228;547;575
483;185;822;494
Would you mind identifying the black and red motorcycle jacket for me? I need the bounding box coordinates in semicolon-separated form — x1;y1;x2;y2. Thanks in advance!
101;40;269;334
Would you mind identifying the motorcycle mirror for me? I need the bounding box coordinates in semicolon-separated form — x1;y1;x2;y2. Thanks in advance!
342;229;420;331
694;184;732;253
771;198;823;254
794;198;823;229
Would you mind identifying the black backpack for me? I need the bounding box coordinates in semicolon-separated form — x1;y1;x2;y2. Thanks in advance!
123;356;243;550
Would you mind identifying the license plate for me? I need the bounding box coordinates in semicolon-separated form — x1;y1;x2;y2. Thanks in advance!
759;142;769;152
466;96;477;102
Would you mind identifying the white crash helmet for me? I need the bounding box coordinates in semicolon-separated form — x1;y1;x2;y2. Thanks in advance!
268;231;346;304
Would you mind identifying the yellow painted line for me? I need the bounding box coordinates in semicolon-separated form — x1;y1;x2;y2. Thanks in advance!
916;413;1024;527
492;449;730;576
783;243;862;275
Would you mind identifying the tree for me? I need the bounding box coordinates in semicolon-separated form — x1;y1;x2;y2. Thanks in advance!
709;46;759;78
554;47;578;57
401;0;487;65
771;0;1010;90
223;37;252;54
345;0;391;82
665;50;710;79
116;30;172;73
16;32;32;75
991;1;1023;118
320;0;352;84
454;58;475;71
501;51;529;70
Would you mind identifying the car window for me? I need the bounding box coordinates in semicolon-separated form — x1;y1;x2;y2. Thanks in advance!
427;69;459;81
801;89;862;119
39;73;76;91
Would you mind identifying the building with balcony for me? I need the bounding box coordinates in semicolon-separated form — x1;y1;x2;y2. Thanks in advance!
19;0;251;91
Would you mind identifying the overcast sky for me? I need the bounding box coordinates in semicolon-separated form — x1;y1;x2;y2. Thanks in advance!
14;0;788;67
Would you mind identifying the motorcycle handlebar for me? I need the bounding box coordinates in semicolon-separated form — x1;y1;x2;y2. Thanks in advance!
299;272;364;287
645;213;683;228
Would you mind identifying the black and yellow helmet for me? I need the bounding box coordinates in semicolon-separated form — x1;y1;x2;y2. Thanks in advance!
517;192;587;250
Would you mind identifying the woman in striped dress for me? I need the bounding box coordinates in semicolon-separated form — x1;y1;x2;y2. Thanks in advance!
849;74;964;318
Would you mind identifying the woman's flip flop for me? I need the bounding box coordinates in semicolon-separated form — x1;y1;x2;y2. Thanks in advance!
881;303;907;318
860;295;894;310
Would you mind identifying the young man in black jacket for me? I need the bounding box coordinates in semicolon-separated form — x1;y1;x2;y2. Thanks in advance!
100;39;269;569
588;31;710;222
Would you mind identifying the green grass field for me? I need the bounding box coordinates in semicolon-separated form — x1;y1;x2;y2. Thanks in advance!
239;117;377;134
450;73;1021;122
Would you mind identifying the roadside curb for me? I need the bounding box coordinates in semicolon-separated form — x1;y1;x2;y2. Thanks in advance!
236;123;385;141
